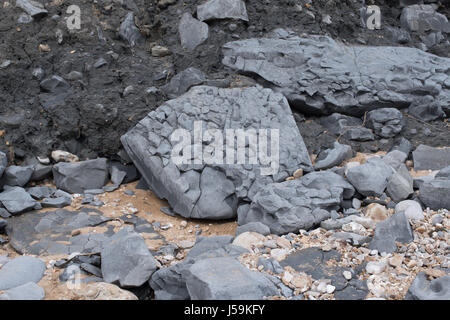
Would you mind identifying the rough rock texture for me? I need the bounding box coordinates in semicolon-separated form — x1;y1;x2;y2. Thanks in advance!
161;67;206;99
0;165;34;187
119;12;143;47
365;108;405;138
239;171;355;235
400;4;450;33
235;222;271;236
413;145;450;171
369;212;414;254
121;86;312;220
386;164;414;202
52;158;109;194
101;227;158;288
222;35;450;116
405;272;450;300
197;0;249;22
186;256;277;300
0;256;46;290
15;0;48;19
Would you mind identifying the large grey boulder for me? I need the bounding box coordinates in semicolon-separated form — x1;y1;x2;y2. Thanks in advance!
197;0;248;22
400;4;450;33
0;256;46;290
413;145;450;171
101;227;157;288
222;35;450;116
408;96;446;122
186;257;278;299
121;86;312;220
369;212;414;254
346;157;394;197
0;282;45;300
239;171;355;235
179;13;209;51
405;272;450;300
365;108;404;138
52;158;109;194
314;141;353;170
0;187;39;214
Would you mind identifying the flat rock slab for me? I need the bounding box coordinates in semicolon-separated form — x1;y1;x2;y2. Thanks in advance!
0;256;46;290
6;208;162;256
0;282;45;300
406;272;450;300
121;86;312;220
186;257;278;300
280;247;368;299
197;0;248;22
222;35;450;116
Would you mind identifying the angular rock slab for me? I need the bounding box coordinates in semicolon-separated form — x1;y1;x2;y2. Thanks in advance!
101;227;158;288
52;158;109;194
197;0;248;22
0;282;45;300
405;272;450;300
121;86;312;220
239;171;355;235
6;208;113;255
222;35;450;116
0;256;46;290
179;13;209;51
369;212;414;254
419;178;450;210
413;145;450;171
186;257;278;300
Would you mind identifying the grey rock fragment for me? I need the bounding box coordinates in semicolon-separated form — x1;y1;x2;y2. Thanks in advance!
186;257;278;299
413;145;450;171
197;0;248;22
41;197;72;208
52;158;109;194
0;165;34;187
365;108;404;138
101;227;157;287
0;187;39;214
236;222;270;236
419;178;450;210
400;4;450;33
369;212;414;254
16;0;47;19
386;164;414;202
161;67;206;99
346;157;394;197
314;142;352;170
179;13;209;51
119;12;143;46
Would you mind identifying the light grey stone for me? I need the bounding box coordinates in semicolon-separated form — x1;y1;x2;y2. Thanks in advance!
413;145;450;171
0;256;46;290
179;13;209;51
0;282;45;300
0;187;39;214
197;0;248;22
406;272;450;300
314;141;352;170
